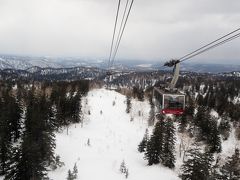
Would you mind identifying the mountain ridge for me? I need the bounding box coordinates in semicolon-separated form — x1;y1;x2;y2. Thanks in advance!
0;55;239;73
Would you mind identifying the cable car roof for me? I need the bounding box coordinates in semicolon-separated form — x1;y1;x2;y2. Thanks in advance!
154;87;185;96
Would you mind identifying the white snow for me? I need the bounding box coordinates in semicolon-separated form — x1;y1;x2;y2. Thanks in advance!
210;109;219;119
48;89;179;180
199;84;205;92
0;57;62;70
136;64;152;68
2;88;238;180
12;84;18;90
233;96;240;104
221;124;240;160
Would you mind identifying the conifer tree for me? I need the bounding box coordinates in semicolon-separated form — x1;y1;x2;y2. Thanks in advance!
51;155;65;170
67;169;74;180
206;117;222;153
126;96;131;114
144;135;159;165
71;91;82;124
0;134;12;176
138;129;149;153
137;88;144;101
162;119;176;169
49;103;58;131
148;98;155;126
196;94;204;106
125;168;129;179
120;160;129;178
180;144;213;180
0;124;12;176
18;94;49;179
144;119;165;165
6;93;56;179
0;93;14;175
208;92;216;109
7;95;22;142
4;146;22;180
219;114;231;141
120;160;126;174
194;106;222;153
221;148;240;179
178;113;187;133
44;101;57;166
194;106;207;132
72;163;78;179
209;156;222;180
56;96;67;128
185;96;195;117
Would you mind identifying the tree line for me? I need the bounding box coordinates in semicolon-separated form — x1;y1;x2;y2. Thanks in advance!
136;74;240;179
0;80;89;179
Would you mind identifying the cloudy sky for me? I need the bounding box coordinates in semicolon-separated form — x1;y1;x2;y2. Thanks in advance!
0;0;239;64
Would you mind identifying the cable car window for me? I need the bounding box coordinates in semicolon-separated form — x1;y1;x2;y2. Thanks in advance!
164;95;184;109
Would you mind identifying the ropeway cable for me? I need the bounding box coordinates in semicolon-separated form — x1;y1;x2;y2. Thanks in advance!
107;0;122;70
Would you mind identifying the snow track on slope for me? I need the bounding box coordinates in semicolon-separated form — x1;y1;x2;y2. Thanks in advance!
49;88;179;180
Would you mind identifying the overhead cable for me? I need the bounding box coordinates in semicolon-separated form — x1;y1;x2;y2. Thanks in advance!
110;0;135;68
111;0;130;67
179;28;240;61
108;0;122;70
180;32;240;62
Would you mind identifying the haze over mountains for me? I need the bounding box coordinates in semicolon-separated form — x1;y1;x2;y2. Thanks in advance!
0;55;239;73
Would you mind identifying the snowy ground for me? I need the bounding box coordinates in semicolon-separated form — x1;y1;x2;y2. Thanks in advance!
48;88;179;180
1;88;239;180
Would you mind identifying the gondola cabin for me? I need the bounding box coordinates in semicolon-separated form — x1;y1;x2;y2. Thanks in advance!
153;87;185;115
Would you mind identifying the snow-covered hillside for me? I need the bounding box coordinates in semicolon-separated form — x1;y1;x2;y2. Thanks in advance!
0;56;62;70
49;89;179;180
0;87;239;180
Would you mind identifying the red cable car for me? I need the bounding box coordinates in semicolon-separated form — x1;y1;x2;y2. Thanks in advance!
153;60;185;115
153;87;185;115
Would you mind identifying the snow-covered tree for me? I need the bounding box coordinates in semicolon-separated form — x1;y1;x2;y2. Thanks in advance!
178;113;187;133
51;155;65;170
221;148;240;179
126;96;131;114
0;101;13;175
194;107;221;153
120;160;126;174
120;160;129;178
162;119;176;169
144;119;165;165
148;98;155;126
67;169;74;180
125;168;129;179
206;117;221;153
219;114;231;141
72;163;78;179
87;138;91;146
67;163;78;180
180;144;213;180
138;129;149;153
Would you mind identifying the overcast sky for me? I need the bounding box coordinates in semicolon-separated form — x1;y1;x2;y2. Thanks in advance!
0;0;239;64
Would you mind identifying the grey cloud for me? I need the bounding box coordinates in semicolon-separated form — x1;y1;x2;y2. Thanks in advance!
0;0;239;64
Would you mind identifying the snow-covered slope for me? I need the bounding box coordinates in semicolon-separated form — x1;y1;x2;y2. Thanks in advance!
29;59;63;69
0;88;239;180
0;56;62;70
0;58;13;69
49;89;179;180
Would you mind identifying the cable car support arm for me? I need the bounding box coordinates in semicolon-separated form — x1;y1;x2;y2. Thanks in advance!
164;59;180;90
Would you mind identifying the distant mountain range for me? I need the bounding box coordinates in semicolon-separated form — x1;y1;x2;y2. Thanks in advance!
0;54;239;73
0;55;63;69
